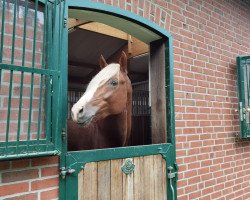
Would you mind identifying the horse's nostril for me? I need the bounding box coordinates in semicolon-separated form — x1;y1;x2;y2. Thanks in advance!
79;107;84;114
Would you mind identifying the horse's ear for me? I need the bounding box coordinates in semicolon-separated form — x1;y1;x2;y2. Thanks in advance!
99;55;108;69
119;51;128;74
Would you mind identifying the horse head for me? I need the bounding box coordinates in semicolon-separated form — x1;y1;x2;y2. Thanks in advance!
71;52;132;126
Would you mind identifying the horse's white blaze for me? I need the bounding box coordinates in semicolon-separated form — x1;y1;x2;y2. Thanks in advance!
71;63;120;121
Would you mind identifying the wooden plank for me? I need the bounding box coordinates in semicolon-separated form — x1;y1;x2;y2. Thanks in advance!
129;36;149;58
110;159;123;200
78;170;84;200
122;159;134;200
79;22;129;40
82;162;98;200
162;158;167;200
98;160;111;200
153;155;167;200
78;155;166;200
149;39;167;144
143;156;154;200
134;156;144;200
68;18;88;29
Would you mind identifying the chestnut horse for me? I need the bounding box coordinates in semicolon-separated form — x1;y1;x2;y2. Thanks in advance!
68;52;132;151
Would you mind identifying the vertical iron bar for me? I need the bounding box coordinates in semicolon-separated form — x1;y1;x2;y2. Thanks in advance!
11;0;17;64
45;75;52;145
0;0;6;62
27;0;38;143
45;4;52;148
16;0;28;152
248;61;250;107
0;0;6;88
22;0;28;66
42;0;48;68
5;72;13;149
37;0;48;144
16;72;24;144
37;74;43;143
6;0;18;150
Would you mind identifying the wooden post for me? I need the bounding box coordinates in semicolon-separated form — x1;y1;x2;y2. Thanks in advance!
149;39;166;144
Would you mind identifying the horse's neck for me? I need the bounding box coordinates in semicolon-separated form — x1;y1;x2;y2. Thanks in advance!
98;89;132;147
98;110;130;146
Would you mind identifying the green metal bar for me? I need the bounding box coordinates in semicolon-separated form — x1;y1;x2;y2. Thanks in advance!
0;0;6;88
27;0;39;144
52;0;60;148
0;150;59;161
1;139;48;147
16;0;28;153
11;0;18;64
16;72;24;150
42;0;48;68
5;71;13;148
0;63;60;76
22;0;28;66
59;1;68;199
44;3;53;150
37;74;43;143
37;0;48;146
5;0;18;151
45;75;52;146
0;0;6;63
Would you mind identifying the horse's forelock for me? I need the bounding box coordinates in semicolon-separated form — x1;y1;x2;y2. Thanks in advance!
80;63;120;103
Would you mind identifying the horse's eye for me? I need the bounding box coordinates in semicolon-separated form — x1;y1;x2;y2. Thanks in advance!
110;79;118;87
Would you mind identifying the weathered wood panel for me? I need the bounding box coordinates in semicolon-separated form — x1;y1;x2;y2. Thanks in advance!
78;155;167;200
149;39;167;144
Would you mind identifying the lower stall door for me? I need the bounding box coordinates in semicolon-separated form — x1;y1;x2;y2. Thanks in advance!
78;155;167;200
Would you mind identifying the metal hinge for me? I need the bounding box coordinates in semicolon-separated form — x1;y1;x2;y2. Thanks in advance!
60;167;75;179
62;128;66;141
168;163;179;179
63;18;67;28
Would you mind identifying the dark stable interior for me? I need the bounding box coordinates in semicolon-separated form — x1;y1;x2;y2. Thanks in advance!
68;23;151;147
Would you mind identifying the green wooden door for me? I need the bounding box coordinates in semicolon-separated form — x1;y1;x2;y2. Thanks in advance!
60;1;177;200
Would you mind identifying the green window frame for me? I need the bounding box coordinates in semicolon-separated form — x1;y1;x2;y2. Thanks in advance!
0;0;66;160
237;56;250;139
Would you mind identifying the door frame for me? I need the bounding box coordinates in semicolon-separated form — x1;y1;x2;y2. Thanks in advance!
60;1;177;199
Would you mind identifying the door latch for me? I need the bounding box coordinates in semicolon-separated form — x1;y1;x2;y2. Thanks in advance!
60;167;75;179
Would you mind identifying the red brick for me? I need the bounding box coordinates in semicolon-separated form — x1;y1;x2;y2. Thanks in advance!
40;188;59;200
31;156;59;166
31;177;59;191
41;166;59;177
11;159;30;169
0;182;29;196
5;193;38;200
2;169;39;183
0;161;10;170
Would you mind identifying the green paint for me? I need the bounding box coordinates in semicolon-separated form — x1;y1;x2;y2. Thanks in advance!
237;56;250;139
0;0;62;160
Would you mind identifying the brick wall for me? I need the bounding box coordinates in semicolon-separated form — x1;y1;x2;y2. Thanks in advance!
0;157;59;199
1;0;250;199
93;0;250;199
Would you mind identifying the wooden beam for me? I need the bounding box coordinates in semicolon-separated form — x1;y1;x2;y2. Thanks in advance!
79;22;129;41
76;21;149;58
68;18;89;29
129;36;149;58
149;39;166;144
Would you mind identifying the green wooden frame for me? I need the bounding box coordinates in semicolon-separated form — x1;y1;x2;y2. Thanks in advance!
237;56;250;139
60;1;177;200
